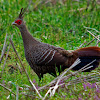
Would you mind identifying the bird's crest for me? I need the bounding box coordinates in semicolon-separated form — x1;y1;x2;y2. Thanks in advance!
19;8;26;19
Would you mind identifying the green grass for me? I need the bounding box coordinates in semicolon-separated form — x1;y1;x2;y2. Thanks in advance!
0;0;100;99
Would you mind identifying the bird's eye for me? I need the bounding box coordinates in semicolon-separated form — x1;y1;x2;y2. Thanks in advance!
15;20;22;25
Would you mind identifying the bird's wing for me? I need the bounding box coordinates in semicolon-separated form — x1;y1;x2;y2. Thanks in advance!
36;48;67;66
30;44;68;66
51;45;73;57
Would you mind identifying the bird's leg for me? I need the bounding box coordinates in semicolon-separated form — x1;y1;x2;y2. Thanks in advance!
38;74;44;85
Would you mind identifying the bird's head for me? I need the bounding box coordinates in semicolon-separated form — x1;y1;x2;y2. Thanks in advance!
12;8;25;28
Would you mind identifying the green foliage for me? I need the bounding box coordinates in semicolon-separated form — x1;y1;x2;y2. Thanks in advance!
0;0;100;99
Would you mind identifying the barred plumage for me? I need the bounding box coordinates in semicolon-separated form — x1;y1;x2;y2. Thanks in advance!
12;8;100;80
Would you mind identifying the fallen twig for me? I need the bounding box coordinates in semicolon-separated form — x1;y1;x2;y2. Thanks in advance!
16;85;19;100
38;59;96;92
30;72;100;98
16;63;22;74
87;30;100;42
0;83;16;96
0;35;13;78
96;35;100;46
42;59;96;99
57;73;100;88
0;43;11;78
50;59;81;96
84;38;96;47
84;26;100;33
29;80;42;99
78;40;87;48
42;58;81;99
83;26;100;46
0;33;8;63
38;59;80;91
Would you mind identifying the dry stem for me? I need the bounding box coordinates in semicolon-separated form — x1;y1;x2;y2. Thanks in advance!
0;83;16;96
9;38;43;99
16;85;19;100
0;43;11;78
87;30;100;42
0;33;8;63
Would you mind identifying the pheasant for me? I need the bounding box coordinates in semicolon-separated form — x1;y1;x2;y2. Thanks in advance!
12;8;100;80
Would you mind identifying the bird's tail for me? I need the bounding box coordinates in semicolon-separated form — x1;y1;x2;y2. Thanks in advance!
66;47;100;72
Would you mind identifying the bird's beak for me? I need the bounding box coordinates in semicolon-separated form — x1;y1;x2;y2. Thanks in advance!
12;22;16;25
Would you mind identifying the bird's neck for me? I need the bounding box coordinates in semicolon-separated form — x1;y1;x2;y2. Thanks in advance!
19;24;40;50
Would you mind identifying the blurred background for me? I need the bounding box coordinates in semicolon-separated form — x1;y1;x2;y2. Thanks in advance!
0;0;100;99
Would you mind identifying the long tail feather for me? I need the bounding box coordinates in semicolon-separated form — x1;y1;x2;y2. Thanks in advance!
71;46;100;71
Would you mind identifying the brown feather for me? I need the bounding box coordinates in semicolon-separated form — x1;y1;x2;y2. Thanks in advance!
67;47;100;72
75;46;100;57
